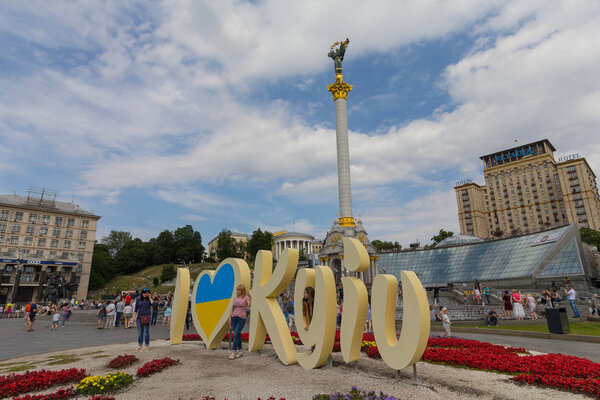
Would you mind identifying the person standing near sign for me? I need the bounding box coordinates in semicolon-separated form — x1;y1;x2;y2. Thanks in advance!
228;284;251;360
134;289;153;351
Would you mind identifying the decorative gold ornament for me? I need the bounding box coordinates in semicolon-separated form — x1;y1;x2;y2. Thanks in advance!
358;233;366;243
339;216;356;227
327;76;353;101
331;233;341;243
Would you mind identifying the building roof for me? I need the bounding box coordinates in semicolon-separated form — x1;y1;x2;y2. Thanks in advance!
436;234;484;248
378;224;584;284
0;194;98;217
273;232;315;241
479;139;556;160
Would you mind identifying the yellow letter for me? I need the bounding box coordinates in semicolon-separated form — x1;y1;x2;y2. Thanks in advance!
294;266;337;369
371;271;430;370
339;238;369;363
170;267;190;345
191;258;250;349
248;249;298;365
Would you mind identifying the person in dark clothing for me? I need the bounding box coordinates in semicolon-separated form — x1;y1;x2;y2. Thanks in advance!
134;289;153;351
485;309;498;326
433;284;440;305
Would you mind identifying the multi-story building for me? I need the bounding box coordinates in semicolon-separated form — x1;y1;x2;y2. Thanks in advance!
455;139;600;239
207;231;249;260
0;190;100;304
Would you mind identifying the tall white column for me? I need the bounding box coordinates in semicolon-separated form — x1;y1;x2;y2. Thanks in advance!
334;97;353;220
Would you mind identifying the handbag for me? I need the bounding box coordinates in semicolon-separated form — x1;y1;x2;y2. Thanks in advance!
140;314;151;326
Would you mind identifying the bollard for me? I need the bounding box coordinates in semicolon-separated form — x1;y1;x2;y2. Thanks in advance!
412;364;418;386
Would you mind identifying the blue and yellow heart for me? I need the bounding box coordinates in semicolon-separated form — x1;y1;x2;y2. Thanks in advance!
194;263;235;338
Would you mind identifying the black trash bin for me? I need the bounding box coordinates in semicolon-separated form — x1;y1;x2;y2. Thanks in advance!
545;307;570;334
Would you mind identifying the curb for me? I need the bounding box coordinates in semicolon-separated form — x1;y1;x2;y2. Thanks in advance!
430;326;600;343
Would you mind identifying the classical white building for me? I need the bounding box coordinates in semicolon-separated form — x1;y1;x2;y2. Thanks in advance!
272;232;315;260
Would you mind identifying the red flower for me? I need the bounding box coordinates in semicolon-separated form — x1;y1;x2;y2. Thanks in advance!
107;354;138;369
137;358;180;377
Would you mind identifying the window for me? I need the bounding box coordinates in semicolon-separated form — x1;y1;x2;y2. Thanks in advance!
26;225;34;234
61;251;69;259
38;238;46;246
12;224;20;233
40;227;48;235
0;222;5;232
24;237;33;245
22;249;30;256
67;218;75;227
82;220;89;228
15;212;23;221
64;240;71;248
52;228;60;237
0;210;8;220
76;264;82;272
42;215;50;224
51;239;59;247
9;236;18;244
0;235;3;243
77;253;84;261
55;217;62;226
65;229;73;238
7;248;16;256
35;250;43;257
78;241;86;249
29;213;37;223
80;231;88;239
49;251;56;258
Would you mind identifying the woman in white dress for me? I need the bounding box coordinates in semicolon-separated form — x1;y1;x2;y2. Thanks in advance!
527;293;538;320
512;290;525;320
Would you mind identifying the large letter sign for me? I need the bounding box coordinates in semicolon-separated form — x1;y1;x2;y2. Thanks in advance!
171;240;430;371
170;267;190;345
248;249;298;365
372;271;430;370
190;258;250;349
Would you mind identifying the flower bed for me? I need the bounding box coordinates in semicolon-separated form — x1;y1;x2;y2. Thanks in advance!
76;372;133;395
137;358;179;377
0;368;86;398
12;387;76;400
107;355;138;369
313;386;399;400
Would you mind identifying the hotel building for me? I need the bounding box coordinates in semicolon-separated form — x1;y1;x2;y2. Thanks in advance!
455;139;600;239
0;190;100;304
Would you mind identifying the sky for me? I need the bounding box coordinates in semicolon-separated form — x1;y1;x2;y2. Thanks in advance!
1;0;599;248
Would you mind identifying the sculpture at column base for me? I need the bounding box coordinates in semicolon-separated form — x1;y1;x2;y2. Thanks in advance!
339;216;356;227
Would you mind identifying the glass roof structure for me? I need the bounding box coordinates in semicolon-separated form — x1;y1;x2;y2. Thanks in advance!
436;234;484;248
377;224;585;285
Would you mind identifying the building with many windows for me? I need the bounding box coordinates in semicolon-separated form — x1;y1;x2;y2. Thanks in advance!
0;191;100;304
455;139;600;239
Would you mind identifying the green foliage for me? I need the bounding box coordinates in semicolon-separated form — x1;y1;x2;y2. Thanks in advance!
246;228;274;260
299;248;308;261
101;230;133;256
216;229;241;260
151;230;175;264
431;228;454;245
160;264;177;283
90;244;116;290
371;240;402;252
580;228;600;251
114;238;150;274
153;276;160;287
174;225;205;262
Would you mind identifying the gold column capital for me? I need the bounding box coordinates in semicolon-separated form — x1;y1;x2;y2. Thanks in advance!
339;216;356;227
327;75;353;101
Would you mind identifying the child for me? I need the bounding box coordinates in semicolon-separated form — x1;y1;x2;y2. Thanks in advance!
51;308;60;331
441;307;452;338
185;306;193;331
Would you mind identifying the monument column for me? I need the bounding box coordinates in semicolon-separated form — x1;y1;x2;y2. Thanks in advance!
327;39;355;228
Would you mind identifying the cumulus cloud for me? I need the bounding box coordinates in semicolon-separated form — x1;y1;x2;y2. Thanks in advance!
1;0;599;244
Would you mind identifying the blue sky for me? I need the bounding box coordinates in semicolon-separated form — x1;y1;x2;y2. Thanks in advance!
1;1;599;247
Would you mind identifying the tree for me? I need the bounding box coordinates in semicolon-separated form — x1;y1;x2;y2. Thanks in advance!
160;264;177;283
299;248;308;261
580;228;600;250
431;229;454;245
371;240;402;252
153;276;160;287
174;225;205;263
89;243;115;290
216;229;240;260
114;238;149;274
153;230;175;264
101;231;133;256
246;228;274;260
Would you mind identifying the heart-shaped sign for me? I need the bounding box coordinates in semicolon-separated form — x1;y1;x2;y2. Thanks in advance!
191;258;251;349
